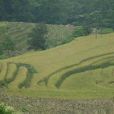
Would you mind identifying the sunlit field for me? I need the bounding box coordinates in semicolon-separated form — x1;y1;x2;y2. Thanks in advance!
0;33;114;99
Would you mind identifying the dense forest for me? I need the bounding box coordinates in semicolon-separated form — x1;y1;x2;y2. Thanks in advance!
0;0;114;29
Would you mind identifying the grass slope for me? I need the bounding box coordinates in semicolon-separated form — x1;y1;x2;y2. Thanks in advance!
0;22;74;52
0;33;114;99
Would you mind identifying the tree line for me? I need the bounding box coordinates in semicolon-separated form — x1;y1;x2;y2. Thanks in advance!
0;0;114;58
0;0;114;29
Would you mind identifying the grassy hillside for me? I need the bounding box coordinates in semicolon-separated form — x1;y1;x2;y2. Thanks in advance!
0;22;74;51
0;33;114;99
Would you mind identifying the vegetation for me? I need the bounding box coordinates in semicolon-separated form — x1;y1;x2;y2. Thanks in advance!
0;1;114;114
73;26;91;37
2;37;15;56
0;0;114;103
0;0;114;30
0;33;114;99
0;62;36;89
0;22;74;58
28;24;48;50
0;103;14;114
98;28;114;34
17;63;37;88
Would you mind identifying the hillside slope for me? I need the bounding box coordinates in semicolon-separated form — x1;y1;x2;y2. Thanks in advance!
0;33;114;99
0;22;74;51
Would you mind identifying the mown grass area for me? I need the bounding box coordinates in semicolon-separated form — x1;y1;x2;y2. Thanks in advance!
1;32;114;99
0;22;74;52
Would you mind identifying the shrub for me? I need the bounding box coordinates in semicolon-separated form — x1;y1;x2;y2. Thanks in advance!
73;26;91;37
0;103;15;114
98;28;114;34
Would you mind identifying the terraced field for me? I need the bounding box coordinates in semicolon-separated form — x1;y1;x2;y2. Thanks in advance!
0;62;36;89
0;22;74;51
0;33;114;99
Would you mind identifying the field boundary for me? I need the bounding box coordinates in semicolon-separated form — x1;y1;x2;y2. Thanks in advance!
0;90;114;114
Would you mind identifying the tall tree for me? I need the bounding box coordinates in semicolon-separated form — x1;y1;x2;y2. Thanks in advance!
28;24;48;50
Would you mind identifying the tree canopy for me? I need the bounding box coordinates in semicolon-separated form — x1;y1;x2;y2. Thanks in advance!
28;24;48;50
0;0;114;28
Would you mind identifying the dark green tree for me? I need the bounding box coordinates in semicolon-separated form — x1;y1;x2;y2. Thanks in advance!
29;24;48;50
3;37;15;56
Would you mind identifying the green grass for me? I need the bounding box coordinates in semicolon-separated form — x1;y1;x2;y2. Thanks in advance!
5;63;17;81
1;31;114;99
9;66;28;89
0;62;7;81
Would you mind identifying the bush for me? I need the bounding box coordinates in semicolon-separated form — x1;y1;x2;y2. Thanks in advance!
73;26;91;37
98;28;114;34
0;103;15;114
